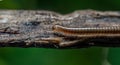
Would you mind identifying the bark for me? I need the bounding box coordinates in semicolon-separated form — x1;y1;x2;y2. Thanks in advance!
0;10;120;48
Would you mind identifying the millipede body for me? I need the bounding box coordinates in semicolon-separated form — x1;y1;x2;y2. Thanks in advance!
53;25;120;37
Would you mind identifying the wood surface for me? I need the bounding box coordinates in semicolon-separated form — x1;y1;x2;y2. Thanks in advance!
0;10;120;48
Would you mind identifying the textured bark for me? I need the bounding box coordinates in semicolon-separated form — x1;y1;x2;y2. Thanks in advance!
0;10;120;48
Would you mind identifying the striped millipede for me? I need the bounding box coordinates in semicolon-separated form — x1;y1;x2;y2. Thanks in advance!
53;25;120;37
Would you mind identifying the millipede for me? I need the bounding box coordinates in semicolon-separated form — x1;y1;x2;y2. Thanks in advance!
53;25;120;37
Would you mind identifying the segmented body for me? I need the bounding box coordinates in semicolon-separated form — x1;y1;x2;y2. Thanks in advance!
53;25;120;37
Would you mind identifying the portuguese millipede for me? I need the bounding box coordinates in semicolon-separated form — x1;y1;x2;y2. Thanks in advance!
53;25;120;37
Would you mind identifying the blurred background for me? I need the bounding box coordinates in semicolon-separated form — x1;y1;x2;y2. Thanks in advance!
0;0;120;65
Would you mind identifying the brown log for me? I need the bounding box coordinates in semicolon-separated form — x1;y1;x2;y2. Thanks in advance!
0;10;120;48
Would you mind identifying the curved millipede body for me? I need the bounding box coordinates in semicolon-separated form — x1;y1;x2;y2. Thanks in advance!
53;25;120;37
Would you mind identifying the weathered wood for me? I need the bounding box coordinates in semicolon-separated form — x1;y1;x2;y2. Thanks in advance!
0;10;120;48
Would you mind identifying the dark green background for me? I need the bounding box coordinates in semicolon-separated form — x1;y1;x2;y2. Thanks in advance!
0;0;119;65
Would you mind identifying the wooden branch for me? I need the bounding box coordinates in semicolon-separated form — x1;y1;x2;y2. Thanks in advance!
0;10;120;48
